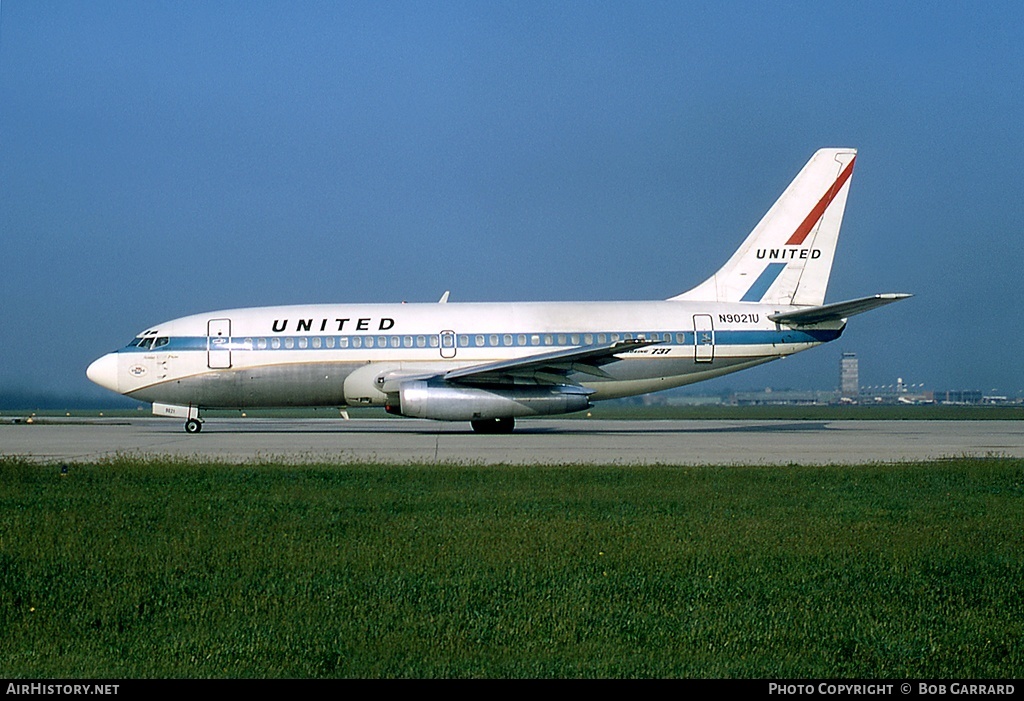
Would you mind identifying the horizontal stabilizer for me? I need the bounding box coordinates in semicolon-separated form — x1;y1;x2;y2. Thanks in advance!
768;293;912;325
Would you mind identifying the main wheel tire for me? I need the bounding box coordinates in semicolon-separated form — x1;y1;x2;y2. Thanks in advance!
184;418;203;434
471;417;515;434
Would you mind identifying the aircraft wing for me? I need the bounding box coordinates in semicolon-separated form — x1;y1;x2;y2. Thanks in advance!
380;338;658;391
445;338;659;384
768;293;912;325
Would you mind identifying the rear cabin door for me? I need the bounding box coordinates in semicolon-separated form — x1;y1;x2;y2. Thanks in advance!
693;314;714;363
207;318;232;369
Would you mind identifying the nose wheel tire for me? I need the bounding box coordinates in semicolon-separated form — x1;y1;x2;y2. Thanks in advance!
184;419;203;434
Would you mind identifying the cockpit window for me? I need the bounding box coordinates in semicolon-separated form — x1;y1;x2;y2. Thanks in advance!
153;337;169;348
128;337;155;349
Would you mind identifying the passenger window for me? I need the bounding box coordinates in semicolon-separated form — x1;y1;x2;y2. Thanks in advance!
416;336;426;348
598;334;607;344
503;334;512;346
404;336;413;348
352;337;362;348
312;337;321;349
476;335;485;347
365;337;374;348
271;338;281;350
258;338;267;350
518;335;526;346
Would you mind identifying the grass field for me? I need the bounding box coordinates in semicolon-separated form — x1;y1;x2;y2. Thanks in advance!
1;456;1021;678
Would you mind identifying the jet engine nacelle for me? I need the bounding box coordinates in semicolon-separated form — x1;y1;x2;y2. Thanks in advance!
387;380;592;421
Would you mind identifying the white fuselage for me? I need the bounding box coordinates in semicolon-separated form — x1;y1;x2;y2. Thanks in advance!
87;299;844;411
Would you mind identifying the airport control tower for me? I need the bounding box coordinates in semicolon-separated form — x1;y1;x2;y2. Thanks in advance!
840;352;859;401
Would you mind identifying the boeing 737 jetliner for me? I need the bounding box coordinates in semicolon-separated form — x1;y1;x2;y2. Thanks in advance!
87;148;910;433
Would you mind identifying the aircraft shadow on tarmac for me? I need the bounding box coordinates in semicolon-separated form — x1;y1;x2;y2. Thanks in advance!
153;420;833;436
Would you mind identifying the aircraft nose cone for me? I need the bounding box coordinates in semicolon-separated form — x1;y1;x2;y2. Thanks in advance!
86;353;119;393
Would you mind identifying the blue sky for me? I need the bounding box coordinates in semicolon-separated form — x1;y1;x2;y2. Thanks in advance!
1;1;1022;403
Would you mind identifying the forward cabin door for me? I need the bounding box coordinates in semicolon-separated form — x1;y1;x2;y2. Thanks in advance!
207;318;232;369
693;314;714;363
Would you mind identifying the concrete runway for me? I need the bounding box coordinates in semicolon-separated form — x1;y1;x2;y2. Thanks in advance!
2;416;1022;465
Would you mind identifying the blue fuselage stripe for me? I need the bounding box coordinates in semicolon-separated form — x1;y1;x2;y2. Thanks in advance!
118;328;840;354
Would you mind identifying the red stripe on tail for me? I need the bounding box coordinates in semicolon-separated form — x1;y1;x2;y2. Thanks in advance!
785;156;856;246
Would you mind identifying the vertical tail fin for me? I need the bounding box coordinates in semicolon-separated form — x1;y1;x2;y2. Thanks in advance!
670;148;857;306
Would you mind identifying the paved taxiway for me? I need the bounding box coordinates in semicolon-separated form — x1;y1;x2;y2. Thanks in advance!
2;417;1022;465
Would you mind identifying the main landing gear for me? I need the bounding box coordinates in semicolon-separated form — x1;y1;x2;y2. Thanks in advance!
184;418;204;434
470;417;515;434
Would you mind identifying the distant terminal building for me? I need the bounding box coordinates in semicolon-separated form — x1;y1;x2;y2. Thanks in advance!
840;352;859;401
861;380;932;404
934;390;984;405
734;389;837;406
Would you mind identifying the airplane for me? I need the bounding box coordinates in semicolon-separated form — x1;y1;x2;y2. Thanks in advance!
86;148;910;434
